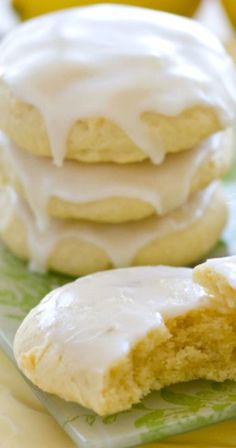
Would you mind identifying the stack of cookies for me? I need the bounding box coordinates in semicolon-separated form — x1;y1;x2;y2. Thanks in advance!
0;5;235;277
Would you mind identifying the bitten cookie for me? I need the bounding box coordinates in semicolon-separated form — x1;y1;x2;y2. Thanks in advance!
14;258;236;415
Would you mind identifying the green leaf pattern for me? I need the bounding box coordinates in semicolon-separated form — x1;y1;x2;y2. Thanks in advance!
0;244;71;319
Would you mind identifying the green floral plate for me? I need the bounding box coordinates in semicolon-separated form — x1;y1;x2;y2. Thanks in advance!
0;176;236;448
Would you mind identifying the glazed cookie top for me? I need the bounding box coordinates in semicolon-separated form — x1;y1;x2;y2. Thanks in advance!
194;256;236;298
197;256;236;288
0;5;236;165
14;266;208;376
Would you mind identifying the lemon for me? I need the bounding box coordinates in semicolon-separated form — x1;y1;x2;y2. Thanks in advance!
12;0;201;21
221;0;236;28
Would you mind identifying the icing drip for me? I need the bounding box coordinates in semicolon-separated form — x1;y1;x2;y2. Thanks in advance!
0;131;228;230
0;5;236;165
2;183;219;271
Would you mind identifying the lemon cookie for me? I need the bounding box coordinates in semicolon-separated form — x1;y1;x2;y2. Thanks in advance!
0;6;236;165
14;262;236;416
194;256;236;308
0;131;232;225
0;183;227;276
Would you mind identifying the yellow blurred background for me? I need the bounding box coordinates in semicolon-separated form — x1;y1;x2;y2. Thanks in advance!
12;0;201;20
9;0;236;30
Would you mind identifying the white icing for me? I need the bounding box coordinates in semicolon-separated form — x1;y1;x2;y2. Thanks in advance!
2;183;218;272
1;5;236;165
203;256;236;289
0;131;228;230
17;266;207;376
